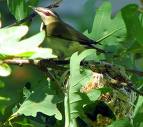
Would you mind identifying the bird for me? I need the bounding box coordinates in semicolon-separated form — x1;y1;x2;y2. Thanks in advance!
31;7;105;58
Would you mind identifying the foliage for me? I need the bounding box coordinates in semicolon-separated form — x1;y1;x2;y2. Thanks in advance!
7;0;38;21
0;0;143;127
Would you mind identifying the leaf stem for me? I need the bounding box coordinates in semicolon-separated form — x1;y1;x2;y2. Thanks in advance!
96;27;125;42
71;119;78;127
64;84;70;127
64;96;69;127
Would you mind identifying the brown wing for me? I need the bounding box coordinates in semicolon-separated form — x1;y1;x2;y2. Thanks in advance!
45;21;98;46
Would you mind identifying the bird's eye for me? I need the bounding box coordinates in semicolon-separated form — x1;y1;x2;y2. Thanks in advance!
44;11;52;16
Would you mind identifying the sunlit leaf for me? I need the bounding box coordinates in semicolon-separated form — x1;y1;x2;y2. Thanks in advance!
0;48;35;57
0;26;28;46
30;48;57;59
0;26;56;59
18;30;45;48
0;63;11;77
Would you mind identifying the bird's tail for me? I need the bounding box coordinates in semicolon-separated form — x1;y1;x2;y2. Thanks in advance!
87;39;112;54
87;43;109;54
89;39;101;45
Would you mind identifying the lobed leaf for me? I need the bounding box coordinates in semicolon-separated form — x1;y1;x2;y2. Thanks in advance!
85;1;126;52
121;4;143;46
0;26;56;59
68;49;101;119
12;81;62;120
0;26;28;46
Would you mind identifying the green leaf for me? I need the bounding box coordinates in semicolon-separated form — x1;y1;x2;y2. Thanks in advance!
86;89;101;102
133;96;143;116
79;0;96;32
133;96;143;127
29;48;57;59
0;26;28;46
7;0;38;21
0;63;11;77
0;48;35;58
27;0;39;7
121;4;143;46
133;112;143;127
18;30;45;48
7;0;28;21
0;26;56;59
0;12;1;28
12;80;62;120
85;1;126;52
0;80;5;88
108;118;132;127
67;49;101;119
121;4;143;55
0;96;11;115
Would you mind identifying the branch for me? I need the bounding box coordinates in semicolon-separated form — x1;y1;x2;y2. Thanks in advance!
3;59;69;65
126;69;143;76
47;0;62;9
105;75;143;96
4;59;143;76
3;59;68;72
3;59;38;65
84;61;143;77
3;58;143;96
8;13;36;27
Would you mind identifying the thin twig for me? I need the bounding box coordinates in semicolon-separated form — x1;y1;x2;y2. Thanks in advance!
6;0;62;27
3;59;38;65
7;13;36;27
127;83;143;96
126;69;143;76
3;59;69;66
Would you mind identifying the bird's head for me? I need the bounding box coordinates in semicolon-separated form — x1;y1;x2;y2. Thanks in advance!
31;7;59;25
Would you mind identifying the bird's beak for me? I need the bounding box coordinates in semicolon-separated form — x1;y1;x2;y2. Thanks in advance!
29;6;40;15
29;5;36;10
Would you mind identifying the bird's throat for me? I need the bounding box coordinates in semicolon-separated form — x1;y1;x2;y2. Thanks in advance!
42;16;59;26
